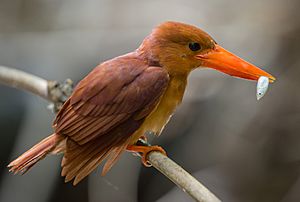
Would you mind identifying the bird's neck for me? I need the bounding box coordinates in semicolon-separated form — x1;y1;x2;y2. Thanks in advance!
153;72;188;124
163;73;188;105
162;73;188;122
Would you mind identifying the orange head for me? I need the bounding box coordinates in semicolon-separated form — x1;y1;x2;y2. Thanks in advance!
138;21;275;81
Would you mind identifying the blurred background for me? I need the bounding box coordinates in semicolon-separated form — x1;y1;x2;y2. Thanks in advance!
0;0;299;201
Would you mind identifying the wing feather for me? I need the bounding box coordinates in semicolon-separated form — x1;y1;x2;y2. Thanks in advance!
54;59;169;146
54;55;169;184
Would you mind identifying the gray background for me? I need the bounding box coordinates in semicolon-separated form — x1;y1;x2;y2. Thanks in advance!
0;0;300;201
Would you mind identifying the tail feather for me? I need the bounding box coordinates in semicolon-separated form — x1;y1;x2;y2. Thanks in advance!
61;135;130;185
8;133;64;174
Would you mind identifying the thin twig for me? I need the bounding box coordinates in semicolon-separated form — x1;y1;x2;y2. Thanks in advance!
0;65;221;202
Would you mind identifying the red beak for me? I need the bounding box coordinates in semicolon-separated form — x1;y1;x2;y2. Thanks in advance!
196;45;275;82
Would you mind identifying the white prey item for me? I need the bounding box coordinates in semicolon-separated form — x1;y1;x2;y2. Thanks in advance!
256;76;269;100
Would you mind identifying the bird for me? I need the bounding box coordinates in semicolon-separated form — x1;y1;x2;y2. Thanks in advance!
8;21;275;185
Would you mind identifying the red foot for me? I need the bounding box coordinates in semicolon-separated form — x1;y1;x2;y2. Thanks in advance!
126;145;167;167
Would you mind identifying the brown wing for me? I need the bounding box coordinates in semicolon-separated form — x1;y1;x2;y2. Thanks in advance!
54;56;169;145
53;55;169;184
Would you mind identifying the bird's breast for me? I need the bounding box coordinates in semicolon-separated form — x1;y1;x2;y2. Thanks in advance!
130;74;187;143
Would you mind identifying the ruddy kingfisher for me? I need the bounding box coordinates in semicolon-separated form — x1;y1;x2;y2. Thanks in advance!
8;21;275;185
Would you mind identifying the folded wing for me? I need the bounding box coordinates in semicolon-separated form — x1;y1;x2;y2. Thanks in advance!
53;55;169;184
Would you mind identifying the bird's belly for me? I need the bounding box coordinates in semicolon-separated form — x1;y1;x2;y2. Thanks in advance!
129;102;176;144
129;76;187;144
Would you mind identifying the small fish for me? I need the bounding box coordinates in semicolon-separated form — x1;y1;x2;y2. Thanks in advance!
256;76;269;100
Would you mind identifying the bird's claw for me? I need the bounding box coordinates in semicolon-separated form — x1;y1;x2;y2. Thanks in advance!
126;145;167;167
136;136;149;146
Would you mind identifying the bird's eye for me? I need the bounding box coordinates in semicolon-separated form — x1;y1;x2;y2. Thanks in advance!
189;42;201;51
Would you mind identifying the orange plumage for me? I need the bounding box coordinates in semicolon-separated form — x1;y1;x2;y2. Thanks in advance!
8;21;275;185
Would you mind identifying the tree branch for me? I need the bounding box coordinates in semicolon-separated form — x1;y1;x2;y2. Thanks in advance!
0;66;49;100
0;65;221;202
148;152;220;202
0;66;73;112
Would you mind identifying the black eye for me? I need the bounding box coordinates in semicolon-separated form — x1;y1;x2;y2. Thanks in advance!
189;42;201;51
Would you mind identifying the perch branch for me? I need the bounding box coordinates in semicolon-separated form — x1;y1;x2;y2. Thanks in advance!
0;65;221;202
0;66;49;100
0;66;73;112
148;152;220;202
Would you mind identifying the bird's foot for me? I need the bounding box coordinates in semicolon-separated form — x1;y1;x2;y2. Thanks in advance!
126;144;167;167
138;135;148;143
